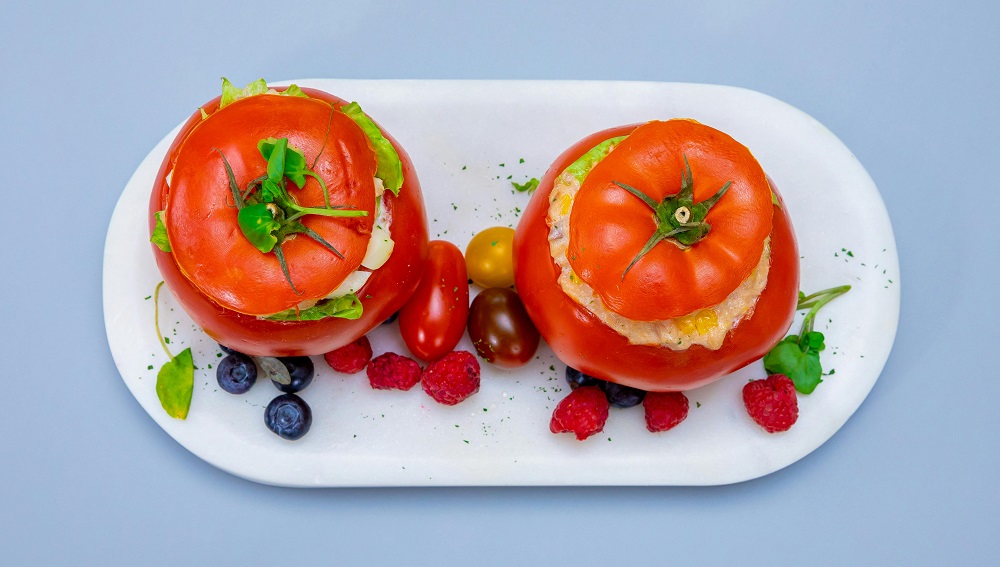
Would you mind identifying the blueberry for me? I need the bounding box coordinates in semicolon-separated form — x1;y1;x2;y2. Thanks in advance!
565;366;603;390
381;311;400;325
217;353;257;394
272;356;315;393
601;382;646;408
218;343;236;355
264;394;312;440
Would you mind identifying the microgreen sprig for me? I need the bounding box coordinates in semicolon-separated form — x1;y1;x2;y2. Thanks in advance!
153;282;194;419
763;285;851;394
615;155;731;279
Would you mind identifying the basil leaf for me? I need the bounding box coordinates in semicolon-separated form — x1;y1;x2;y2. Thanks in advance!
258;137;309;189
566;136;627;182
266;293;364;322
220;77;268;109
512;178;540;193
238;203;280;253
150;211;171;252
340;102;403;195
156;348;194;420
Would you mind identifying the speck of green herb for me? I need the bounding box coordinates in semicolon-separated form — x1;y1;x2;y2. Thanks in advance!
144;295;152;300
147;365;154;370
696;401;701;408
463;440;469;444
462;165;467;170
519;158;525;163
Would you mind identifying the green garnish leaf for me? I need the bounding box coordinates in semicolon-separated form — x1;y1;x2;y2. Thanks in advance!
566;136;627;182
151;211;171;252
281;84;307;98
238;203;280;253
763;285;850;394
763;339;823;394
156;347;194;420
220;77;268;109
266;293;363;321
258;137;310;189
340;102;403;195
512;178;540;193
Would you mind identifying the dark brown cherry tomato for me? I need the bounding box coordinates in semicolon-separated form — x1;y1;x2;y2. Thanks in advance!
467;288;540;368
398;240;470;362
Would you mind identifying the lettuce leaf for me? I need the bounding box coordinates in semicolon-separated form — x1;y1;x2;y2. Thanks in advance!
266;293;364;322
566;136;627;183
340;102;404;195
220;77;268;109
150;211;171;252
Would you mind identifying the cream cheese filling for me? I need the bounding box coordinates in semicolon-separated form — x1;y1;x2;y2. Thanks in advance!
546;169;771;351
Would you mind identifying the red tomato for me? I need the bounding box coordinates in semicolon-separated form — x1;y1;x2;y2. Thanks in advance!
398;240;470;362
148;86;429;356
512;122;799;392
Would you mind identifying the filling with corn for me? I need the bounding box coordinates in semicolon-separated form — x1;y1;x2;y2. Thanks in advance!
545;141;771;351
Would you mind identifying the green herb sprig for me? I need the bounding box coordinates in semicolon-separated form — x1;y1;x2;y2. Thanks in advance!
217;137;368;293
153;282;193;419
763;285;851;394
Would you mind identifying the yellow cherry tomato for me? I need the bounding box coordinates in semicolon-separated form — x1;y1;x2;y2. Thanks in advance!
465;226;516;288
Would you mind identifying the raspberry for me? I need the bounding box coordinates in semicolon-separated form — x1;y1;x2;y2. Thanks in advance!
421;351;480;405
549;386;609;440
742;374;799;433
323;336;373;374
366;352;422;390
643;391;689;432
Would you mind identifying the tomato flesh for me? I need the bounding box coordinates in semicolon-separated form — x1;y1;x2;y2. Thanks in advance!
512;124;799;392
398;240;470;362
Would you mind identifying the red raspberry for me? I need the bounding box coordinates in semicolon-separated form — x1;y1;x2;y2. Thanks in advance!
421;351;480;405
323;336;373;374
549;386;609;440
643;391;689;432
742;374;799;433
366;352;422;390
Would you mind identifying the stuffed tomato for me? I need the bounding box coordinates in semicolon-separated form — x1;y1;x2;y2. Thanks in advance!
513;119;799;391
148;79;428;356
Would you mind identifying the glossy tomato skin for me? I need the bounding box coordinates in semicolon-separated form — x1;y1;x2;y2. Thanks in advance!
465;226;516;289
512;125;799;392
149;87;428;356
398;240;470;362
467;288;540;368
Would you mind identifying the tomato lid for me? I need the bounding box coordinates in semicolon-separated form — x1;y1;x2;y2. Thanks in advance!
165;94;377;315
568;120;773;321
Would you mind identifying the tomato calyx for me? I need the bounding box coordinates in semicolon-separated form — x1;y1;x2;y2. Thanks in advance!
219;136;370;294
615;155;732;279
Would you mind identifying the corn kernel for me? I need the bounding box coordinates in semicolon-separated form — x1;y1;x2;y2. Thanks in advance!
694;309;718;335
560;194;573;215
676;315;697;335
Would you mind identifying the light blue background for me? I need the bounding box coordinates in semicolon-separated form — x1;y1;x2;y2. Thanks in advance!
2;1;996;564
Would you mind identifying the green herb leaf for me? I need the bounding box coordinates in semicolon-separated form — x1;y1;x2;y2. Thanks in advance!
763;285;849;394
150;211;171;252
763;338;823;394
258;137;310;189
511;178;540;193
238;203;280;253
566;136;627;182
156;348;194;419
340;102;403;195
220;77;268;109
266;293;363;321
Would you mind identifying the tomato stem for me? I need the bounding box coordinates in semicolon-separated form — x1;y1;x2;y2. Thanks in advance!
615;155;732;279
